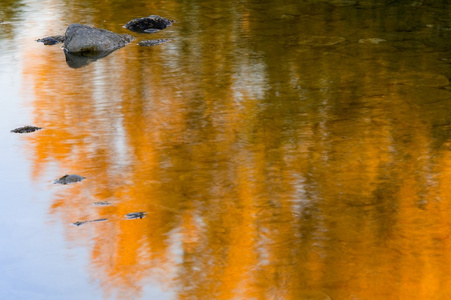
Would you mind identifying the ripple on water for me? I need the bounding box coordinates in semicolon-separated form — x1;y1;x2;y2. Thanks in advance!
298;36;346;47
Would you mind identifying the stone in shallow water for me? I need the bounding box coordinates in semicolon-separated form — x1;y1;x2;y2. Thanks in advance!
299;36;345;46
11;126;42;133
138;39;171;47
54;174;86;184
64;23;135;53
62;24;135;67
124;15;174;34
36;35;65;45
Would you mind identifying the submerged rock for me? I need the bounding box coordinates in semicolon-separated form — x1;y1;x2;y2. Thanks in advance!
11;126;42;133
125;212;146;219
64;23;135;53
36;35;65;45
124;15;174;33
54;174;86;184
138;39;171;47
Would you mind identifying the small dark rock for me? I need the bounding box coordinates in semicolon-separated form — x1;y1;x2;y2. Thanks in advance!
54;174;86;184
138;39;171;47
64;23;135;53
124;15;174;34
125;212;146;219
11;126;42;133
36;35;65;45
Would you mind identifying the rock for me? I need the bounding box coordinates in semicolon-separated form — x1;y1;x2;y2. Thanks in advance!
11;126;42;133
63;23;135;53
54;174;86;184
36;35;65;45
138;39;171;46
125;212;146;219
124;15;174;33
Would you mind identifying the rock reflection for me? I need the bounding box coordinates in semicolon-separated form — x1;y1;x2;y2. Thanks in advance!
64;50;117;68
20;0;451;299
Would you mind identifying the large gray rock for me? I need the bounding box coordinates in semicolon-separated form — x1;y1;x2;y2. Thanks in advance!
63;23;135;53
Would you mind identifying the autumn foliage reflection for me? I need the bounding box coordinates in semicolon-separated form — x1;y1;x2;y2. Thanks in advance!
22;1;451;299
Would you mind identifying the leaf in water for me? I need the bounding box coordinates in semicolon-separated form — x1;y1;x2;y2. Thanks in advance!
72;221;87;227
90;218;108;223
72;219;107;226
125;212;146;220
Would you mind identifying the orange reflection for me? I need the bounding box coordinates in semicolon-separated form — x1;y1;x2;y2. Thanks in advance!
21;1;451;299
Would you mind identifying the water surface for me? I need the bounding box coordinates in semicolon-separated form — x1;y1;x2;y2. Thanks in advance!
2;0;451;299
